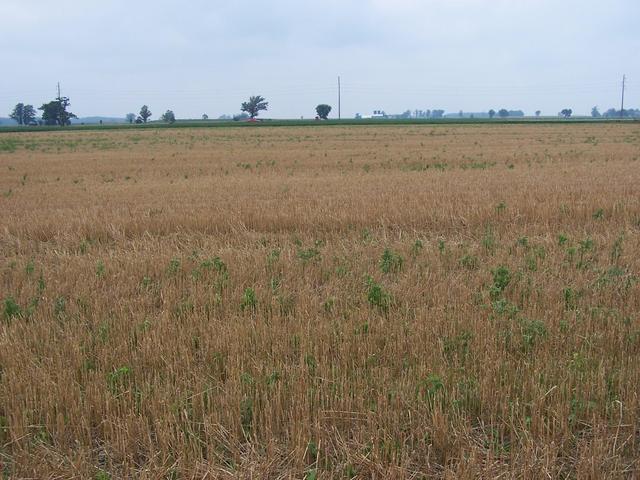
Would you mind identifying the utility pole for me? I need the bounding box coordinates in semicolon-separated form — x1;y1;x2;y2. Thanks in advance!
620;74;626;118
57;81;61;100
338;76;341;120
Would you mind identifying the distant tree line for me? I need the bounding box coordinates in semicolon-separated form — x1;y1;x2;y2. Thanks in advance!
378;109;529;119
591;106;640;118
486;109;526;118
9;97;77;126
9;103;37;125
402;109;446;119
7;93;640;127
195;97;272;122
123;105;155;123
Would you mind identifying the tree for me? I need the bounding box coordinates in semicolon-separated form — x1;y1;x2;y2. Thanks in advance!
161;110;176;123
125;113;136;124
315;104;332;120
39;97;77;126
498;109;509;118
560;109;572;118
10;103;37;125
241;95;268;119
591;106;601;118
202;114;209;120
488;109;496;119
431;109;445;118
139;105;152;123
21;104;36;125
535;110;541;117
601;107;639;118
10;103;25;124
39;102;57;126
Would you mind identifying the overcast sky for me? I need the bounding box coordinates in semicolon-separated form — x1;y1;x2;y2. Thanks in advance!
1;0;638;119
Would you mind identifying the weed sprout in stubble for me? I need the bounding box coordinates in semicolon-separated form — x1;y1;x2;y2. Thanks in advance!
366;276;392;313
490;266;511;300
167;258;181;276
380;248;403;274
411;239;424;256
107;366;131;395
96;260;106;277
240;287;257;312
460;254;478;270
3;297;21;322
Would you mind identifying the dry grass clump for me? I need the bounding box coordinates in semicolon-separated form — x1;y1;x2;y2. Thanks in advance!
1;123;639;478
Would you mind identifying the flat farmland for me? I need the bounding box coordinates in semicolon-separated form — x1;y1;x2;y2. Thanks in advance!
1;123;640;478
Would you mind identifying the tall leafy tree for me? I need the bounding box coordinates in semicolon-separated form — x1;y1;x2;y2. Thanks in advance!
488;109;496;119
39;102;57;125
39;97;77;126
161;110;176;123
560;109;572;118
9;103;37;125
315;104;332;119
125;113;136;124
498;109;509;118
23;105;36;124
241;95;268;119
139;105;152;123
10;103;24;125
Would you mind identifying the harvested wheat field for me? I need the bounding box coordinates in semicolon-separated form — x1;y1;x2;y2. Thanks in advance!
1;123;640;478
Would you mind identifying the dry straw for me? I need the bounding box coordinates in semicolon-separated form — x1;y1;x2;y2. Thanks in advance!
1;123;639;478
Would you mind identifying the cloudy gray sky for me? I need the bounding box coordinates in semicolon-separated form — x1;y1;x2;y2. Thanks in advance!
1;0;638;119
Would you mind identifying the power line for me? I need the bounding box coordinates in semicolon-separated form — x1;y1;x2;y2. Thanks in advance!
0;79;626;100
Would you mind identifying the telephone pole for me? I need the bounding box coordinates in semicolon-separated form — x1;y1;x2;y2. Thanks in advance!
57;82;61;100
620;74;626;118
338;76;341;120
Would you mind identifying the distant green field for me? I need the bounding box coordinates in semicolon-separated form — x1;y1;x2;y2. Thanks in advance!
0;117;634;134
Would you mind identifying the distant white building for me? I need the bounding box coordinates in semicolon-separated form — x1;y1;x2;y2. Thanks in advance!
362;110;387;119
